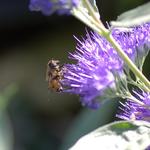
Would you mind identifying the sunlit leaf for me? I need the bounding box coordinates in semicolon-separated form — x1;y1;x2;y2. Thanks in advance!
70;121;150;150
111;2;150;27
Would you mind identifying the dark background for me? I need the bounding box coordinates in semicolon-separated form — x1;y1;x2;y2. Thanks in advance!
0;0;149;150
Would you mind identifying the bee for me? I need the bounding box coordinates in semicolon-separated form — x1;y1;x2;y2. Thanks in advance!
46;59;64;92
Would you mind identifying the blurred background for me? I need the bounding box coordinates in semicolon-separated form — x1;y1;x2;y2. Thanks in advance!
0;0;149;150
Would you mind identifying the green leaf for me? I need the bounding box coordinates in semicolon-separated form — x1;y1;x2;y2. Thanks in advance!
111;2;150;27
70;121;150;150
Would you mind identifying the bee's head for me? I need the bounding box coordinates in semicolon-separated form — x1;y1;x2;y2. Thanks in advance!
48;59;60;69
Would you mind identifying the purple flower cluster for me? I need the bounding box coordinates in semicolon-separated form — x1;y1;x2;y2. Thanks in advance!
29;0;79;15
62;23;150;108
113;23;150;62
117;91;150;121
62;31;123;108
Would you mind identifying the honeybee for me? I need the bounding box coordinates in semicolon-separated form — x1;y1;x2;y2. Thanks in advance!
46;59;63;92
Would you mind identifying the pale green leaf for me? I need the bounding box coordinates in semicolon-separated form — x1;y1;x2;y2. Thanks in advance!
70;121;150;150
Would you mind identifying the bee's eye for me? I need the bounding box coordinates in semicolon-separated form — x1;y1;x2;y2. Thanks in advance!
49;63;56;68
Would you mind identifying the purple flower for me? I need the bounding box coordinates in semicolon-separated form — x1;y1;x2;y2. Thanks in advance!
62;23;150;109
29;0;53;15
116;91;150;121
62;31;124;108
113;23;150;63
29;0;79;15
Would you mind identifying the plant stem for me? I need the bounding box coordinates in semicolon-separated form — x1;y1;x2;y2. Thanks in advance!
83;0;108;32
72;7;107;35
83;0;101;24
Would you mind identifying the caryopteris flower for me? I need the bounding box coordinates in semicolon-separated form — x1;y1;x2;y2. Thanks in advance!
62;23;150;109
62;31;124;109
116;91;150;121
113;23;150;66
29;0;79;15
